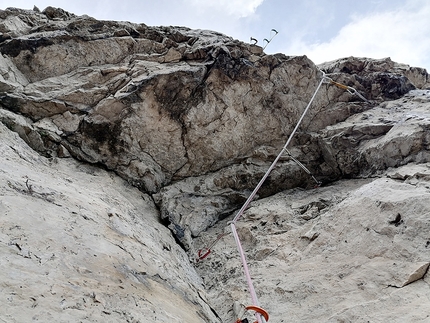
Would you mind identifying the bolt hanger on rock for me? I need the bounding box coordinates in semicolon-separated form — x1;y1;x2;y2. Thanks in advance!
196;232;229;261
323;76;369;103
263;29;278;49
250;29;278;49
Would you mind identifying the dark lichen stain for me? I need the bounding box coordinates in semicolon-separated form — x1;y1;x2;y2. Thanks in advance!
0;38;54;57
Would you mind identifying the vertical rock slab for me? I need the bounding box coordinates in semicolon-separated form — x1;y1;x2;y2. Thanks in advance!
0;122;220;322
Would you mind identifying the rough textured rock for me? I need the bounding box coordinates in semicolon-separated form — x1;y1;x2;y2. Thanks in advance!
0;122;219;322
319;56;430;92
1;8;429;249
319;89;430;178
194;164;430;322
156;88;430;249
1;7;430;323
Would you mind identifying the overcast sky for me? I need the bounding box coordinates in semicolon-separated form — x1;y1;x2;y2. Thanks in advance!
2;0;430;71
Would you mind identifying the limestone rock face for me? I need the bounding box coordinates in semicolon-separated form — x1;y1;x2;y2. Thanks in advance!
1;7;430;323
2;7;429;248
156;88;430;250
194;165;430;322
319;56;430;92
0;122;219;322
319;89;430;178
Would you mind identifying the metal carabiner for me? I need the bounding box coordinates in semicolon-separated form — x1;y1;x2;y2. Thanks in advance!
197;247;211;261
347;86;369;102
346;86;356;95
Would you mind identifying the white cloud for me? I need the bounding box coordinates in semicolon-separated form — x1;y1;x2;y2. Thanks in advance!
186;0;264;17
283;0;430;69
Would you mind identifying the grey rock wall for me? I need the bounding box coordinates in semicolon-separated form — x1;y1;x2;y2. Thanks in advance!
0;122;220;322
2;7;429;248
1;6;430;323
194;165;430;322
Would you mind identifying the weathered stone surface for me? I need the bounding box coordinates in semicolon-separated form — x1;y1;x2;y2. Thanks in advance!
194;165;430;322
319;89;430;178
0;54;28;91
319;56;430;91
156;88;430;249
0;122;219;322
153;154;321;250
1;7;427;198
1;7;430;323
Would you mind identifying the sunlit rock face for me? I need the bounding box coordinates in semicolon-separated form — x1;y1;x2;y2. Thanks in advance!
1;6;430;323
